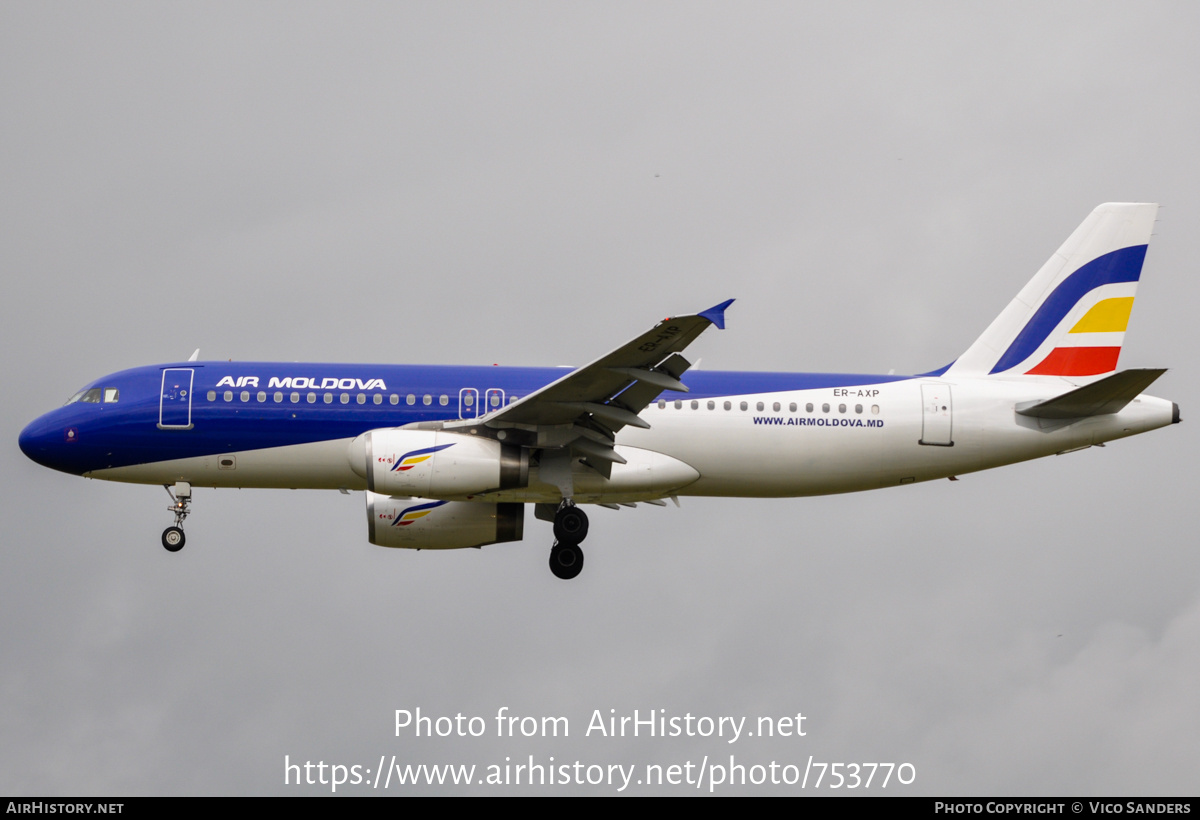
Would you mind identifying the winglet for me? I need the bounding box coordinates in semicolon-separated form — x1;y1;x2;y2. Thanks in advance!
698;299;735;330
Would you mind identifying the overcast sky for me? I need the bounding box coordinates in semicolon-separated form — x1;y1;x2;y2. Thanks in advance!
3;2;1198;795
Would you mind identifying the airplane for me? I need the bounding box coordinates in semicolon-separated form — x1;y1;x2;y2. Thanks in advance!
18;203;1180;579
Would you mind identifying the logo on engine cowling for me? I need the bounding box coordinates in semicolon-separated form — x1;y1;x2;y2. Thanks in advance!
392;499;448;526
391;443;455;472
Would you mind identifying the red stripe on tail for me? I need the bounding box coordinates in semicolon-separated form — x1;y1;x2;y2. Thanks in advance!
1025;346;1120;376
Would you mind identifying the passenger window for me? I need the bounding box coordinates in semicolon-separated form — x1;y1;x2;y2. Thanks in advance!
356;394;366;405
390;394;399;405
207;390;216;401
307;393;316;404
323;393;333;404
855;404;863;414
406;394;415;405
872;404;880;414
490;394;500;407
423;395;432;406
756;402;764;411
724;401;731;411
789;402;796;412
274;392;283;403
806;403;814;413
224;391;233;402
707;400;715;410
838;403;846;413
290;392;300;403
439;395;448;406
240;391;250;402
772;402;780;412
464;394;474;407
740;401;748;411
257;391;266;402
822;403;830;413
373;394;382;405
674;400;682;409
690;400;699;410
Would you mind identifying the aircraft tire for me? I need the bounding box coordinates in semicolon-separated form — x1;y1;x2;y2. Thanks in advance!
553;506;589;544
549;543;584;580
162;526;185;552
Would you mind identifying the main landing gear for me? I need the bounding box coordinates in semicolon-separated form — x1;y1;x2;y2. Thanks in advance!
161;482;191;553
549;503;588;580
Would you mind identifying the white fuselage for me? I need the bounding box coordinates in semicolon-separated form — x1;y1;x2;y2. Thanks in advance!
87;376;1176;504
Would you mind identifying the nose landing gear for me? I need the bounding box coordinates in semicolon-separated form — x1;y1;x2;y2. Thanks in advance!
549;502;588;580
162;482;191;553
162;526;185;551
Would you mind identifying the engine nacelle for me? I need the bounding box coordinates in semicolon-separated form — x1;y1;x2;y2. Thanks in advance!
348;429;528;497
366;492;524;550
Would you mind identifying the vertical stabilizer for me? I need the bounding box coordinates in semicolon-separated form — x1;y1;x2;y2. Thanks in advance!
947;203;1158;378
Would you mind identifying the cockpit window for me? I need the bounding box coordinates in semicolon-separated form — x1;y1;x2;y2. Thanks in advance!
65;387;119;405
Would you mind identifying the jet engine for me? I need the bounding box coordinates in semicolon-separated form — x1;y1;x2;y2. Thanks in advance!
366;492;524;549
348;429;528;497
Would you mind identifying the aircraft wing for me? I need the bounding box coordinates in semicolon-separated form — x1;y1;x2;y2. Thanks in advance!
485;299;732;428
447;299;733;471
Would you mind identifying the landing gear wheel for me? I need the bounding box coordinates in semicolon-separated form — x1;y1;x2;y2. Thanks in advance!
549;542;584;580
162;526;186;552
553;505;589;544
162;484;192;553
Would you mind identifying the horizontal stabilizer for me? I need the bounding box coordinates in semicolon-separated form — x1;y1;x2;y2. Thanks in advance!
1015;368;1166;419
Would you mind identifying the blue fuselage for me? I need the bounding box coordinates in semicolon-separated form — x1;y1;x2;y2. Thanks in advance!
19;361;906;478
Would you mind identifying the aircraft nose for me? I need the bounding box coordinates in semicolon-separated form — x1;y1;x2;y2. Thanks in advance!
19;416;51;465
18;413;81;474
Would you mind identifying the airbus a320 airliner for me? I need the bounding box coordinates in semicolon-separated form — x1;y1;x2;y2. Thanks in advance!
19;203;1180;578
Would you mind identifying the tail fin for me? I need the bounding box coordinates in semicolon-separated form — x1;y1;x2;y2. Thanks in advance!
947;203;1158;378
